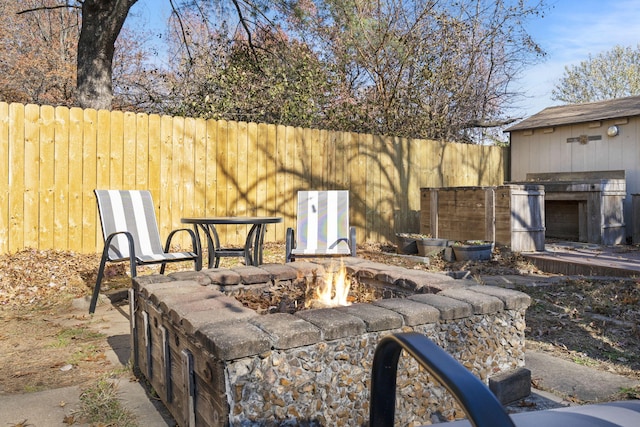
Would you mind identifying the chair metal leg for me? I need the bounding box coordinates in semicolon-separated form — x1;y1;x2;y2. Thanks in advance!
285;227;295;262
91;231;136;314
89;247;110;314
349;226;357;257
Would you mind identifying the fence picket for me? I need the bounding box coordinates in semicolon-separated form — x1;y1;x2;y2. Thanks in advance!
136;113;149;190
53;106;70;250
40;105;56;249
148;114;162;201
0;103;9;253
67;107;83;252
24;104;40;249
82;108;98;253
9;103;25;253
264;123;278;241
204;118;218;217
247;121;258;217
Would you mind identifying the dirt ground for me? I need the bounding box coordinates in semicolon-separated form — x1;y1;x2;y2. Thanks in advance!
1;242;639;400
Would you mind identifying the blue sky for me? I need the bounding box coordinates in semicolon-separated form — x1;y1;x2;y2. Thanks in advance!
517;0;640;118
128;0;640;120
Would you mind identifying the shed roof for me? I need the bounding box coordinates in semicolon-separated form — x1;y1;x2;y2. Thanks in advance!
505;95;640;132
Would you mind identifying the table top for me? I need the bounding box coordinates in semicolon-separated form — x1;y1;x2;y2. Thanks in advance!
181;216;283;225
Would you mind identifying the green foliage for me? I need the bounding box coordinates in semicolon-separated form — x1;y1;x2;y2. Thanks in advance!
552;45;640;104
167;27;336;129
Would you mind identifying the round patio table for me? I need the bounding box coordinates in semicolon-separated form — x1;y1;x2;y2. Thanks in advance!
181;217;282;269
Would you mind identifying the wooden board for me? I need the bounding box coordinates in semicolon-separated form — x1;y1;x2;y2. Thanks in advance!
421;185;545;251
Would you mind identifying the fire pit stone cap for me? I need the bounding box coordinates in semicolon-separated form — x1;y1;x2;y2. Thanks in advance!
408;294;473;320
250;313;322;349
170;294;257;335
167;270;213;285
336;303;404;332
132;274;174;287
133;278;200;298
195;320;272;360
438;288;504;314
295;308;366;341
231;265;272;284
372;299;440;326
155;288;226;313
388;270;465;293
203;267;243;285
258;263;299;281
145;280;215;306
180;307;259;336
285;261;327;278
467;286;531;310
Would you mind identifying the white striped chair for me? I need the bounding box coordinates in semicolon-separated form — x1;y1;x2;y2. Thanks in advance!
90;189;198;313
285;190;356;262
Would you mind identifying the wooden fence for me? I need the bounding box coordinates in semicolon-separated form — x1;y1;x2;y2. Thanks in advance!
0;102;508;254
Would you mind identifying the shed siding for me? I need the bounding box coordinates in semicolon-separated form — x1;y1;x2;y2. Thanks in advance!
510;117;640;239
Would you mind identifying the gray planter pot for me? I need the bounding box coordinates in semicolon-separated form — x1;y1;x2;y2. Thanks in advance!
395;233;419;254
452;242;493;261
416;238;451;256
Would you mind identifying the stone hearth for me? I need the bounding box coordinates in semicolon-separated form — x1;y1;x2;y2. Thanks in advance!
131;258;530;426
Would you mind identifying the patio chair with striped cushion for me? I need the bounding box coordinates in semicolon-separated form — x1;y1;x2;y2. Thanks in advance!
90;189;199;314
285;190;356;262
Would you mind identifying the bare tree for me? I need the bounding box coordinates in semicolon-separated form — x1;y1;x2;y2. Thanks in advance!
18;0;264;110
274;0;547;142
13;0;547;144
7;0;158;109
1;0;79;105
76;0;137;109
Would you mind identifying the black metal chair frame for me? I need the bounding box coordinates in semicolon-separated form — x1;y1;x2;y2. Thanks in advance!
370;333;640;426
370;332;516;427
90;190;199;314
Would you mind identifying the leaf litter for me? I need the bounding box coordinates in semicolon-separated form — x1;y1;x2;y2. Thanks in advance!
1;243;639;403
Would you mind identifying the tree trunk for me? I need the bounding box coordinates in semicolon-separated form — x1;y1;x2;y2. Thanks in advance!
77;0;137;110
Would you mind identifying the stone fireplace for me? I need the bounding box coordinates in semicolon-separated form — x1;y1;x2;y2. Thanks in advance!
130;259;530;426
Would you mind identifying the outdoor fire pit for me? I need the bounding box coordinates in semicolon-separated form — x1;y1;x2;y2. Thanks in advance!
130;258;530;426
234;261;413;314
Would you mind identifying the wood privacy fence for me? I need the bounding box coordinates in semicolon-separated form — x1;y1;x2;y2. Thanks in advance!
0;102;508;254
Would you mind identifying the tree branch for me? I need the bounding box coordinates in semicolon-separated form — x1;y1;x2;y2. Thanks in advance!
462;117;521;129
17;3;80;15
168;0;193;64
231;0;261;65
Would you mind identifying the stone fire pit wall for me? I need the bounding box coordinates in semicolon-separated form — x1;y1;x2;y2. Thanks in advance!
130;258;531;427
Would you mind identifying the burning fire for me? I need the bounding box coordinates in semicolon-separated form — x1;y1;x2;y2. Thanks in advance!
307;262;352;308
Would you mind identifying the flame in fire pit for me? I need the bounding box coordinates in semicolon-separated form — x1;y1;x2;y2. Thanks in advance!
308;262;352;308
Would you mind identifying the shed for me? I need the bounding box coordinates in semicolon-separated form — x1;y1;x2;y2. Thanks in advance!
505;95;640;244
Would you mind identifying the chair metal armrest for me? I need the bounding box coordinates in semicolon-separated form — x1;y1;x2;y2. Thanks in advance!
104;231;137;276
163;227;200;271
370;332;515;427
164;227;198;253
